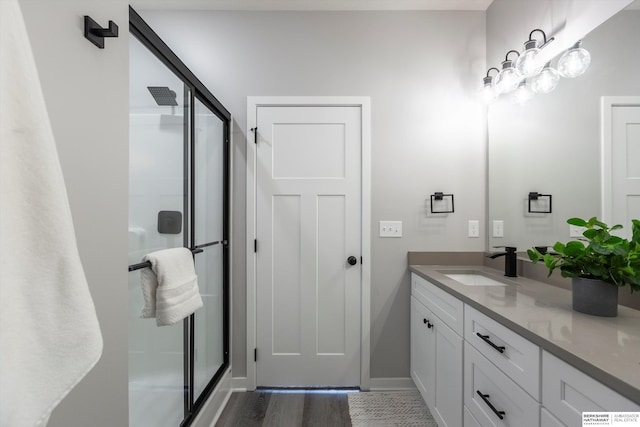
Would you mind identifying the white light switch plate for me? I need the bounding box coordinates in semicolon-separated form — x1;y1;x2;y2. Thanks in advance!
379;221;402;237
569;225;586;238
493;220;504;238
468;220;480;238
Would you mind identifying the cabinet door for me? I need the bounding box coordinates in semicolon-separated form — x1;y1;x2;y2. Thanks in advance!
432;313;463;427
411;296;435;407
542;351;640;427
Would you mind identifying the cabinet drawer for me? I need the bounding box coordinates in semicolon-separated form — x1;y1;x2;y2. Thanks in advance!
465;305;540;399
541;407;566;427
411;273;464;335
465;343;540;427
542;351;640;427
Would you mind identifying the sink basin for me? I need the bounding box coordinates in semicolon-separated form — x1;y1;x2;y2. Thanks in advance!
444;273;508;287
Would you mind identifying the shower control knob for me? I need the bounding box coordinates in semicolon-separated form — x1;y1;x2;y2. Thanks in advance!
347;256;358;266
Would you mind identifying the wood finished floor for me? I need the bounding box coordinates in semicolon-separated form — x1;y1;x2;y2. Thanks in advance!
215;391;352;427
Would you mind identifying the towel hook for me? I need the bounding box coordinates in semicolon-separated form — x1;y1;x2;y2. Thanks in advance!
84;16;119;49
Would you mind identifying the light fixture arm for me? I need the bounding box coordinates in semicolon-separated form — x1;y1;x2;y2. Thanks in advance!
485;67;500;78
505;50;520;61
528;28;555;49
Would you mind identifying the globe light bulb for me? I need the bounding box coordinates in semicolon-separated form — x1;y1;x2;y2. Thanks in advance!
558;41;591;78
481;68;499;104
516;40;544;79
481;76;495;104
512;80;535;103
494;59;521;95
530;62;559;94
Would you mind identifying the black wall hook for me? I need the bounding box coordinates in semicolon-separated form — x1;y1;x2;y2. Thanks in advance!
84;16;119;49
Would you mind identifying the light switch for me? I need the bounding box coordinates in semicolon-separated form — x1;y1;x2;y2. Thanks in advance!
468;220;480;238
493;220;504;238
569;224;585;238
379;221;402;237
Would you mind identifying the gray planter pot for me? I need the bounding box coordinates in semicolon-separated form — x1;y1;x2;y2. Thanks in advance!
572;277;619;317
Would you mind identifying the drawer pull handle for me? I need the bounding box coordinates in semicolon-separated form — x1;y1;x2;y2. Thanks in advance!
476;333;505;353
476;390;505;420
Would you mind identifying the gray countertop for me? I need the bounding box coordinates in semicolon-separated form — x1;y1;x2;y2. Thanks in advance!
409;265;640;405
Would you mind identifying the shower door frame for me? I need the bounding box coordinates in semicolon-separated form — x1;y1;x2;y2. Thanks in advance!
129;7;231;427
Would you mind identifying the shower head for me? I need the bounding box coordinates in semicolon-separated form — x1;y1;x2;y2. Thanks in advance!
147;86;178;106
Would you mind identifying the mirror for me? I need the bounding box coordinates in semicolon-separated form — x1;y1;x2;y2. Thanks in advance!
487;2;640;251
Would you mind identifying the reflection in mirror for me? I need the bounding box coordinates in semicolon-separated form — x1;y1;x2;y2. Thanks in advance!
487;2;640;250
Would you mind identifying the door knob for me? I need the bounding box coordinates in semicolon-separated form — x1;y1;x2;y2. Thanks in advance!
347;256;358;266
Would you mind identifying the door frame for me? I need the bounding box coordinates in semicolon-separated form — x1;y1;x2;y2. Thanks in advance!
601;96;640;224
245;96;371;391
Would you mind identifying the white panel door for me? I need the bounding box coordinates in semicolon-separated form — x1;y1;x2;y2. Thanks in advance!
612;105;640;235
255;105;362;387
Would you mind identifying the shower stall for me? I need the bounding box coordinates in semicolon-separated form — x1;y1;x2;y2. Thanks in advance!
128;8;230;426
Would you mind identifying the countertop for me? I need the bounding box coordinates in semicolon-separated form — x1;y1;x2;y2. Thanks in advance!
409;265;640;405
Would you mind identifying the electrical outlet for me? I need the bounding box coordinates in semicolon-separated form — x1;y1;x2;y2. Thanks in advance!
379;221;402;237
493;220;504;238
570;224;586;238
468;220;480;238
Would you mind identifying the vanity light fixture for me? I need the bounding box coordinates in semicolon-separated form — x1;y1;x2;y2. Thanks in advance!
494;50;522;95
482;67;500;104
530;62;560;94
515;29;554;79
557;40;591;78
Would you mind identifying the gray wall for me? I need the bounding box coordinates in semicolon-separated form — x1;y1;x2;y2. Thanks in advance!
20;1;129;425
140;10;487;380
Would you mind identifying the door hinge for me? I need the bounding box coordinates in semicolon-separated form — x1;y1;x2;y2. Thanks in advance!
254;348;257;362
250;127;257;144
254;239;257;253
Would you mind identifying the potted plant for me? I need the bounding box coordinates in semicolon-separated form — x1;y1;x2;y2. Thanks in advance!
528;217;640;317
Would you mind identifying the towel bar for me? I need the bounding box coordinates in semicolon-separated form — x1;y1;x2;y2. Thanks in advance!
128;247;204;272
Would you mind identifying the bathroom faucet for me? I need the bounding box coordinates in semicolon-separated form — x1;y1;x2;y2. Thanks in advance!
488;246;517;277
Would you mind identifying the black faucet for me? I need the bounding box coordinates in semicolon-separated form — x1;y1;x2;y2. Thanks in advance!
488;246;517;277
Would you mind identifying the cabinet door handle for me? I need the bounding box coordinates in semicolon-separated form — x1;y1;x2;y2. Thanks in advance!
476;391;505;420
476;333;505;353
423;318;434;329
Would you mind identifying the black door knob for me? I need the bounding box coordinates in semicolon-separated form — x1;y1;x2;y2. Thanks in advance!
347;256;358;266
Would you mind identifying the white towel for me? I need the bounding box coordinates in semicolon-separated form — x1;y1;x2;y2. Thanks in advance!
140;248;203;326
0;0;103;426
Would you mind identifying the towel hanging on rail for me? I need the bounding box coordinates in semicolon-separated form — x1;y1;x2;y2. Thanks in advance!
0;0;103;425
139;247;203;326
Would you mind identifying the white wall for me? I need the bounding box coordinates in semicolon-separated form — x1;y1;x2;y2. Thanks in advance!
138;9;486;380
20;1;129;425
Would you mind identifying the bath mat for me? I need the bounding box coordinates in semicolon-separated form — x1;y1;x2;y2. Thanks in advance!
347;390;438;427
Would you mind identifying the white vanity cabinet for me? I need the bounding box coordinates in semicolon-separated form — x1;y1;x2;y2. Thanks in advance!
410;270;640;427
541;351;640;427
411;274;463;427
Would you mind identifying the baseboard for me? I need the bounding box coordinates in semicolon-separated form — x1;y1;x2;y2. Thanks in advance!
231;376;251;391
369;377;416;391
191;368;233;427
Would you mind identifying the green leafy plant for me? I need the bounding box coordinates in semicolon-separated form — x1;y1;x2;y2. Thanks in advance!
527;217;640;292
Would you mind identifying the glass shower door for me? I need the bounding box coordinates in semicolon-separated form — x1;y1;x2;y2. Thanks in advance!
128;35;188;427
192;98;226;402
